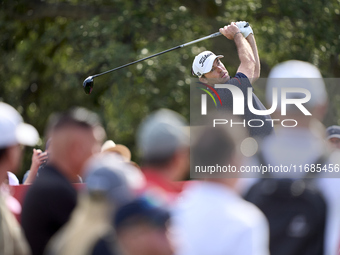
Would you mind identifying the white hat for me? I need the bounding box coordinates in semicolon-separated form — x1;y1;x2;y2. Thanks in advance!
266;60;327;110
0;102;39;148
192;51;224;77
101;140;131;162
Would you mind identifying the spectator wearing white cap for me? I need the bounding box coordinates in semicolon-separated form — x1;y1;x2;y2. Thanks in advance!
0;102;39;255
192;21;273;138
137;108;189;203
21;107;106;255
243;60;340;255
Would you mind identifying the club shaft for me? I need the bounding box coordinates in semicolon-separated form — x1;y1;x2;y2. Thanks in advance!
180;32;222;47
92;32;222;78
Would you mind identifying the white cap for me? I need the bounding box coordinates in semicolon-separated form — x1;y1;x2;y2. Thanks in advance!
0;102;39;148
192;51;224;77
266;60;327;109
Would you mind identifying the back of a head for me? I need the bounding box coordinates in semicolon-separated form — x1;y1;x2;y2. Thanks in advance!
193;128;241;165
266;60;327;116
137;108;189;166
46;107;102;135
114;197;172;255
115;197;170;231
191;112;246;178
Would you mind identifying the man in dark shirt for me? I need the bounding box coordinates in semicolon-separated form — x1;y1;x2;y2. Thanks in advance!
192;21;273;138
21;107;105;255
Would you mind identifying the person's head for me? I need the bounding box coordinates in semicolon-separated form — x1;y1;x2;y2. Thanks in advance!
0;102;39;181
191;112;246;186
266;60;328;124
326;125;340;149
137;109;189;180
46;107;106;181
192;51;230;85
115;198;173;255
84;153;145;205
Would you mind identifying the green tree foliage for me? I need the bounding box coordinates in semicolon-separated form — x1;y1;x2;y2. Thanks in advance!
0;0;339;178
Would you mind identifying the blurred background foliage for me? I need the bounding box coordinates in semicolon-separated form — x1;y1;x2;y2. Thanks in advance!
0;0;339;179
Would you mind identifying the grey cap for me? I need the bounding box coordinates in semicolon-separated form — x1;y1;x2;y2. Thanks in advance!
84;154;145;207
137;109;189;160
326;125;340;140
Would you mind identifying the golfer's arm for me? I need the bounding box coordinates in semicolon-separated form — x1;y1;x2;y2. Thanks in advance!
234;34;256;83
246;34;260;82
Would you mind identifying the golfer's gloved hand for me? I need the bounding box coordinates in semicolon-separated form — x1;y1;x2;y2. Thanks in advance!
235;21;253;38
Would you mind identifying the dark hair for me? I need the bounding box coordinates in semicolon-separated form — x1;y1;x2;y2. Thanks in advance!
142;153;175;168
46;107;101;134
191;67;205;78
0;147;7;161
192;127;236;167
115;198;170;231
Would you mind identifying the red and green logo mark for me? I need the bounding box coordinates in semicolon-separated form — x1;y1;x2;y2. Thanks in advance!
197;83;223;107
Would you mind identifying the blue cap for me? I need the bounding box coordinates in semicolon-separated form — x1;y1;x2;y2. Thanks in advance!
326;125;340;140
84;154;143;207
114;197;170;230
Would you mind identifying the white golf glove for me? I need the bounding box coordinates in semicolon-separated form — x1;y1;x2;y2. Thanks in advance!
235;21;253;38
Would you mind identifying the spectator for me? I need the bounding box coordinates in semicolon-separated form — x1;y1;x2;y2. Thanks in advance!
0;102;39;255
21;107;105;255
326;125;340;149
115;197;173;255
23;148;49;184
171;114;270;255
244;60;340;255
23;138;51;184
45;153;142;255
137;108;189;203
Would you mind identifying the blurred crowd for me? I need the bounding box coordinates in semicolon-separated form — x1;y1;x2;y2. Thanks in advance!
1;59;340;255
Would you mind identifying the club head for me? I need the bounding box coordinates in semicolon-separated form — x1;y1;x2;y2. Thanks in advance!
83;76;94;95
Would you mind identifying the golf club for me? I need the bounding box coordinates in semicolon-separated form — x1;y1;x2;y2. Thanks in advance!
83;31;223;94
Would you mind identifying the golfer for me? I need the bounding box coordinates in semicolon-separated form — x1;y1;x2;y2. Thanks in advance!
192;22;273;138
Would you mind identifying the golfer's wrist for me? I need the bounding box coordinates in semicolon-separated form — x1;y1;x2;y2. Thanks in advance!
234;32;242;39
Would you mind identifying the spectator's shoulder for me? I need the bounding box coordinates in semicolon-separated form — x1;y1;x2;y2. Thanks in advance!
26;167;75;200
234;199;268;229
